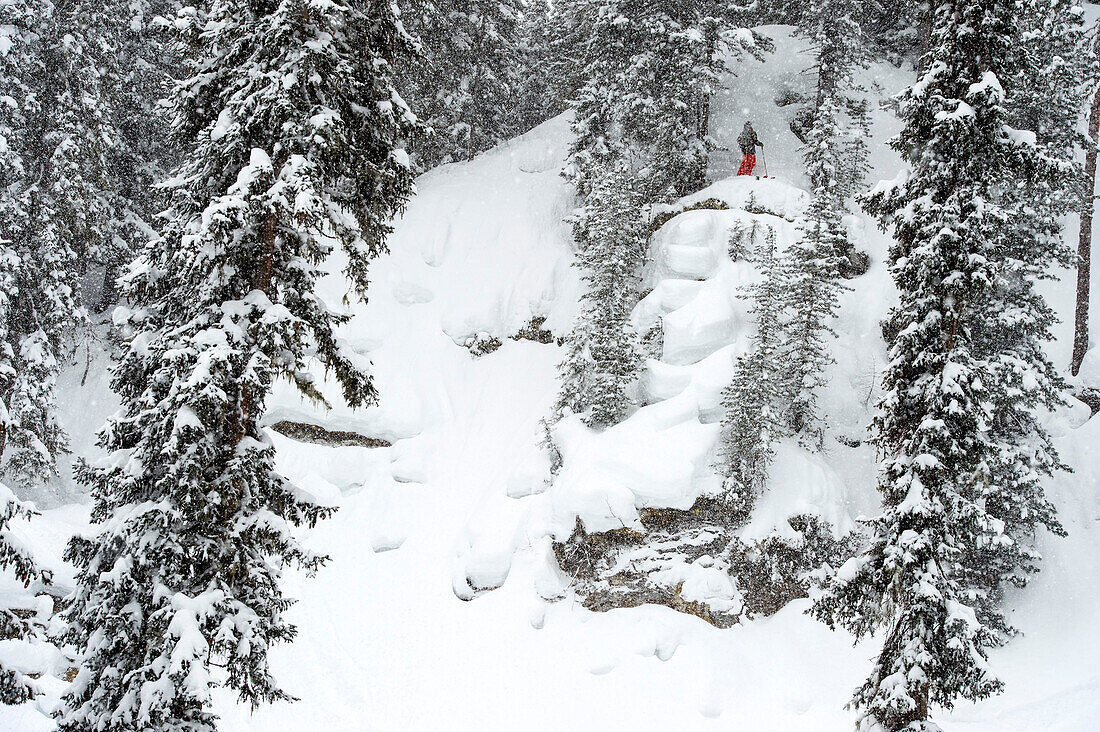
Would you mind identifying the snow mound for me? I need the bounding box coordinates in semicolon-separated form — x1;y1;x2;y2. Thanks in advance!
545;175;838;532
524;174;866;622
657;177;810;222
741;442;857;542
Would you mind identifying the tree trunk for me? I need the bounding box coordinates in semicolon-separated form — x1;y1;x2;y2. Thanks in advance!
232;210;276;446
1072;85;1100;376
916;684;929;724
251;209;276;295
233;160;281;446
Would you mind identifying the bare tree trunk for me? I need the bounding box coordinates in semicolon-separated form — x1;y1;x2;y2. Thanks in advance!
1072;86;1100;376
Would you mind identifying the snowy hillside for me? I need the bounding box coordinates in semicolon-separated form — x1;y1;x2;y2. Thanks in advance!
3;24;1099;732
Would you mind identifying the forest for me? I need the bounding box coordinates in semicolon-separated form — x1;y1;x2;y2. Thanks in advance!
0;0;1098;730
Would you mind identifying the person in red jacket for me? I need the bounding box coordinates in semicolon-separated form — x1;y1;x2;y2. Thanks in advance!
736;122;764;176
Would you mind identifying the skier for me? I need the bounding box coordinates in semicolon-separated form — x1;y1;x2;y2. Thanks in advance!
737;122;764;176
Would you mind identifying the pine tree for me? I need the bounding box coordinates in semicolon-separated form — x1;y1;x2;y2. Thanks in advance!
562;0;765;208
785;183;846;446
760;0;921;57
0;0;102;497
861;0;926;59
513;0;568;136
798;0;870;199
785;0;868;443
813;0;1068;727
0;482;46;704
57;1;418;728
555;163;645;428
559;0;633;212
1012;0;1096;363
967;0;1092;620
1009;0;1093;209
546;0;596;107
718;227;788;518
399;0;524;170
86;0;181;308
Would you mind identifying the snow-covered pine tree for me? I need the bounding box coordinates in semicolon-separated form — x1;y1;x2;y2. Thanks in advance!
800;0;870;199
0;0;102;497
0;0;66;598
718;227;788;519
86;0;181;308
0;4;36;477
627;5;725;201
784;0;868;444
57;1;419;728
963;0;1094;623
1009;0;1093;201
813;0;1067;727
555;162;645;428
784;146;846;445
399;0;524;170
0;482;46;705
512;0;567;136
559;0;632;212
862;0;925;59
545;0;598;108
758;0;920;57
562;0;764;208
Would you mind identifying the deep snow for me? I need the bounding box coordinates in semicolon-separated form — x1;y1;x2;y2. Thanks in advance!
1;25;1098;732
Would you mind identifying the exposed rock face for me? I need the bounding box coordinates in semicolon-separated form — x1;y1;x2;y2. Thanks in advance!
269;420;392;448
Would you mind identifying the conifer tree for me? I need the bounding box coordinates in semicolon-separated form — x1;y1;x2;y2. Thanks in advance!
86;0;181;308
513;0;567;135
718;227;788;518
545;0;595;107
562;0;764;208
785;184;846;446
1072;15;1100;377
0;0;103;496
399;0;524;170
0;482;46;704
785;0;867;443
967;0;1092;621
57;1;418;728
761;0;921;56
559;0;633;214
555;163;645;428
1011;0;1096;290
813;0;1068;727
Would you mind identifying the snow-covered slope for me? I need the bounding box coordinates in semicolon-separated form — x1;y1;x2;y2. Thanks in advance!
3;25;1099;732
